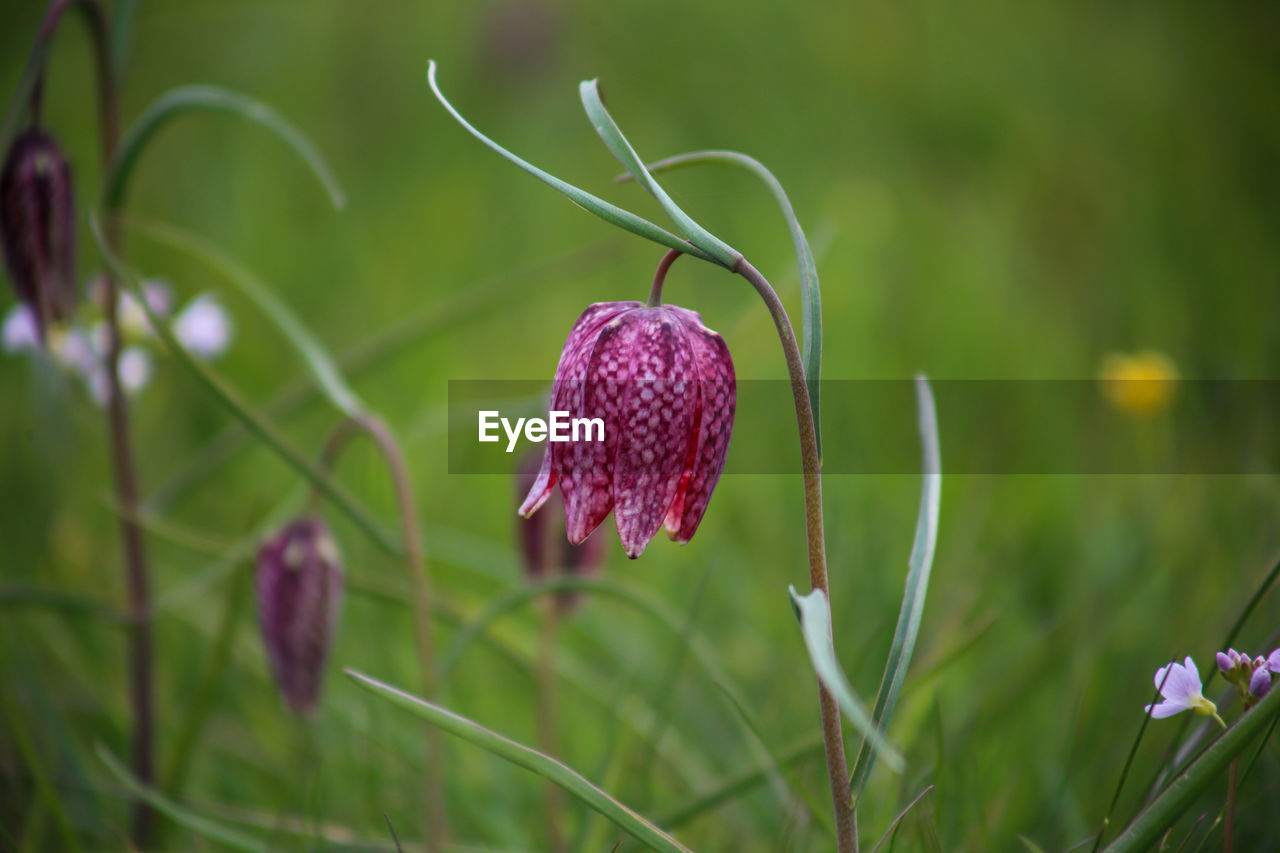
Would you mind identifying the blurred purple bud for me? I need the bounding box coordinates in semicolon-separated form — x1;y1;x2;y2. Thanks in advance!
256;517;344;715
517;452;605;613
0;129;76;340
1249;667;1271;701
1269;649;1280;674
1216;651;1233;675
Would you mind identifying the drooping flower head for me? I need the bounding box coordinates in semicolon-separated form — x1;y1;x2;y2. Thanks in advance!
517;452;605;612
0;128;76;342
255;517;344;715
1145;656;1219;720
520;301;735;559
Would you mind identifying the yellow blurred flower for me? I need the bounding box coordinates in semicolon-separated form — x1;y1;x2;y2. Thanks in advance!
1099;350;1178;416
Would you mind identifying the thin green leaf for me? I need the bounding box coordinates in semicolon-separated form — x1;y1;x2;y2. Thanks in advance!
426;61;713;263
345;670;694;853
578;83;739;268
660;733;825;829
106;84;344;210
711;680;837;840
630;150;822;458
0;686;82;852
788;586;904;772
850;374;941;795
121;215;365;416
97;743;267;852
88;215;401;558
869;785;935;853
1101;682;1280;853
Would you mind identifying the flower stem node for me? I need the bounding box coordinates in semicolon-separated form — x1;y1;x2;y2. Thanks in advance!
520;301;736;559
255;517;344;716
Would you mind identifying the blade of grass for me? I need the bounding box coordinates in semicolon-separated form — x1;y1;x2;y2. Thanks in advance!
1101;681;1280;853
426;61;712;263
346;670;694;853
97;743;267;852
89;215;401;558
0;686;82;852
106;84;343;210
868;786;934;853
660;733;825;829
120;215;365;416
578;82;738;268
711;680;837;840
850;375;942;796
789;585;903;771
621;150;822;458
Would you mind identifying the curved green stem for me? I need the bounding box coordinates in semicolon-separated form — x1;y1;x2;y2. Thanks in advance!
731;256;854;852
317;414;448;850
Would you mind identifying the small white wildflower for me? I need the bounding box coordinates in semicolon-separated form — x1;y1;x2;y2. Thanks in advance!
1145;657;1222;725
2;304;39;352
173;293;232;358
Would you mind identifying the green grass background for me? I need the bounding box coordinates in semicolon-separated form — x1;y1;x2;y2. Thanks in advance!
1;0;1278;849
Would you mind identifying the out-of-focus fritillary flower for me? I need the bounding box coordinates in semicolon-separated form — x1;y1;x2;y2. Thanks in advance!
1100;350;1178;417
517;452;605;613
0;128;76;342
255;517;344;715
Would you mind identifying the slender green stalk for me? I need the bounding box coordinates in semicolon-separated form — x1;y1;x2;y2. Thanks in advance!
0;685;82;852
731;256;856;853
646;249;682;307
319;415;448;849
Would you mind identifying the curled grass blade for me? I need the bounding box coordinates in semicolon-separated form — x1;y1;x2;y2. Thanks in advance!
578;82;738;268
121;215;365;416
1100;682;1280;853
346;670;694;853
788;586;904;772
850;375;942;795
97;743;267;852
868;785;935;853
624;150;823;457
106;84;344;210
89;215;401;558
427;61;712;263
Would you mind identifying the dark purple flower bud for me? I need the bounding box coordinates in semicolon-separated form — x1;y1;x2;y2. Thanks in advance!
519;301;735;559
1216;651;1234;675
1269;649;1280;674
1248;666;1271;701
255;517;344;715
0;129;76;340
517;452;606;612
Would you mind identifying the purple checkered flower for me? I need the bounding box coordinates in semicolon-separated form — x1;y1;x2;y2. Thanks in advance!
0;129;76;343
255;518;344;715
519;301;735;559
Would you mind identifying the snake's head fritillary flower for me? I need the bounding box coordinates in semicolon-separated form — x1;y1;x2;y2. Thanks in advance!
0;129;76;342
256;518;344;715
519;301;735;559
517;452;605;613
1145;657;1218;720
